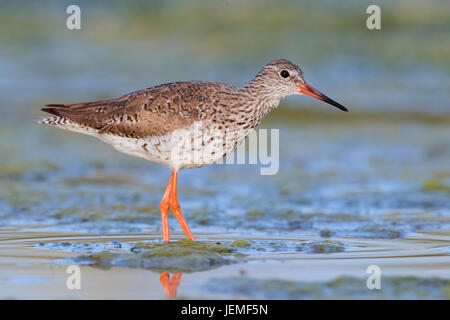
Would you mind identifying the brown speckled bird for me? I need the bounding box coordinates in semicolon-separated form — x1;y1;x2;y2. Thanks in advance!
39;59;348;242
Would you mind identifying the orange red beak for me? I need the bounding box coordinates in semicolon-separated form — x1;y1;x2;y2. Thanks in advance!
297;83;348;112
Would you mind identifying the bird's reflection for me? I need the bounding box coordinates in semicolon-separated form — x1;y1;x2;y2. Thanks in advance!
160;272;182;298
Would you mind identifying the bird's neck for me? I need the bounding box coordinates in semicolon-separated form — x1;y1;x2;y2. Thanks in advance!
231;79;282;130
241;77;283;116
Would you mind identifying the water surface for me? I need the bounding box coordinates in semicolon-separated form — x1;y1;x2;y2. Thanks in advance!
0;0;449;299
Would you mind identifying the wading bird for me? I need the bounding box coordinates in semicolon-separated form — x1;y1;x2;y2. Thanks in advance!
40;59;348;242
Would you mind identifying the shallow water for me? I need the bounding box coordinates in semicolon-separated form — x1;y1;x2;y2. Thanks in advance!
0;0;449;299
1;227;449;299
2;115;448;299
1;118;450;300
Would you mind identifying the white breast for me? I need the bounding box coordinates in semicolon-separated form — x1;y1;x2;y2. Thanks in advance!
99;121;250;171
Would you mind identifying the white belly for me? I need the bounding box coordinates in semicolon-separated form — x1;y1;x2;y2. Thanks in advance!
98;121;249;171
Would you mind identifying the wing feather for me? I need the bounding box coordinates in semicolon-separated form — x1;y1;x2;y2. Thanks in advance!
40;82;221;137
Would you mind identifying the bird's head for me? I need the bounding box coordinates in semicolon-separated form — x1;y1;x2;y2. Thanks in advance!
253;59;348;112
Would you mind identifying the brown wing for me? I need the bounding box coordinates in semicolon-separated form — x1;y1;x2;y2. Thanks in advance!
41;81;220;138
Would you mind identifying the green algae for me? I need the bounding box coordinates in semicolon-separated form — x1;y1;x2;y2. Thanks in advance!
142;246;200;258
360;226;403;239
62;174;134;186
422;178;450;193
246;209;265;220
0;161;59;179
231;240;252;248
114;204;127;211
233;253;250;259
114;213;148;221
131;239;234;255
80;209;103;220
297;240;345;254
53;206;80;219
3;184;47;207
134;205;158;213
275;209;298;219
69;239;239;273
89;251;115;264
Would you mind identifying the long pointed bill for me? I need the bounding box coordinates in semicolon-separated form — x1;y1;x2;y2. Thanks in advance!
297;83;348;112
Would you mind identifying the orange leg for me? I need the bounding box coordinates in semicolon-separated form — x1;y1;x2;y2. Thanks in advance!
168;170;195;241
160;272;183;299
159;175;173;243
159;170;195;242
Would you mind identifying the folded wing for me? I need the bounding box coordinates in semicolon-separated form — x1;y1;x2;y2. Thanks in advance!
40;82;206;138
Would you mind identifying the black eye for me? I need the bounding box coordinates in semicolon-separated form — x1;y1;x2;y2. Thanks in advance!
280;70;290;78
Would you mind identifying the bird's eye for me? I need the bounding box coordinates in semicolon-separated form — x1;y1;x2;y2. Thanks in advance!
280;70;290;78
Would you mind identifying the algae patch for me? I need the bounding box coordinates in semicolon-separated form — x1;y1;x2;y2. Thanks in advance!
0;160;59;178
53;206;80;219
422;178;450;193
64;240;241;273
62;174;134;186
356;226;403;239
246;209;265;219
231;240;252;248
131;239;234;255
297;240;345;254
134;205;158;213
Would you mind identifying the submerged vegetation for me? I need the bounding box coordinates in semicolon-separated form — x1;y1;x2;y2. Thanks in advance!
231;240;252;248
423;178;450;193
297;240;346;254
60;239;241;273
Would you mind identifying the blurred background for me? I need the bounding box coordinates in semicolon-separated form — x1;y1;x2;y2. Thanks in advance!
0;0;449;299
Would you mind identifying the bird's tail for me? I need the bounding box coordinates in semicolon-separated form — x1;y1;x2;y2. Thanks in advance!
38;104;97;135
39;104;70;126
